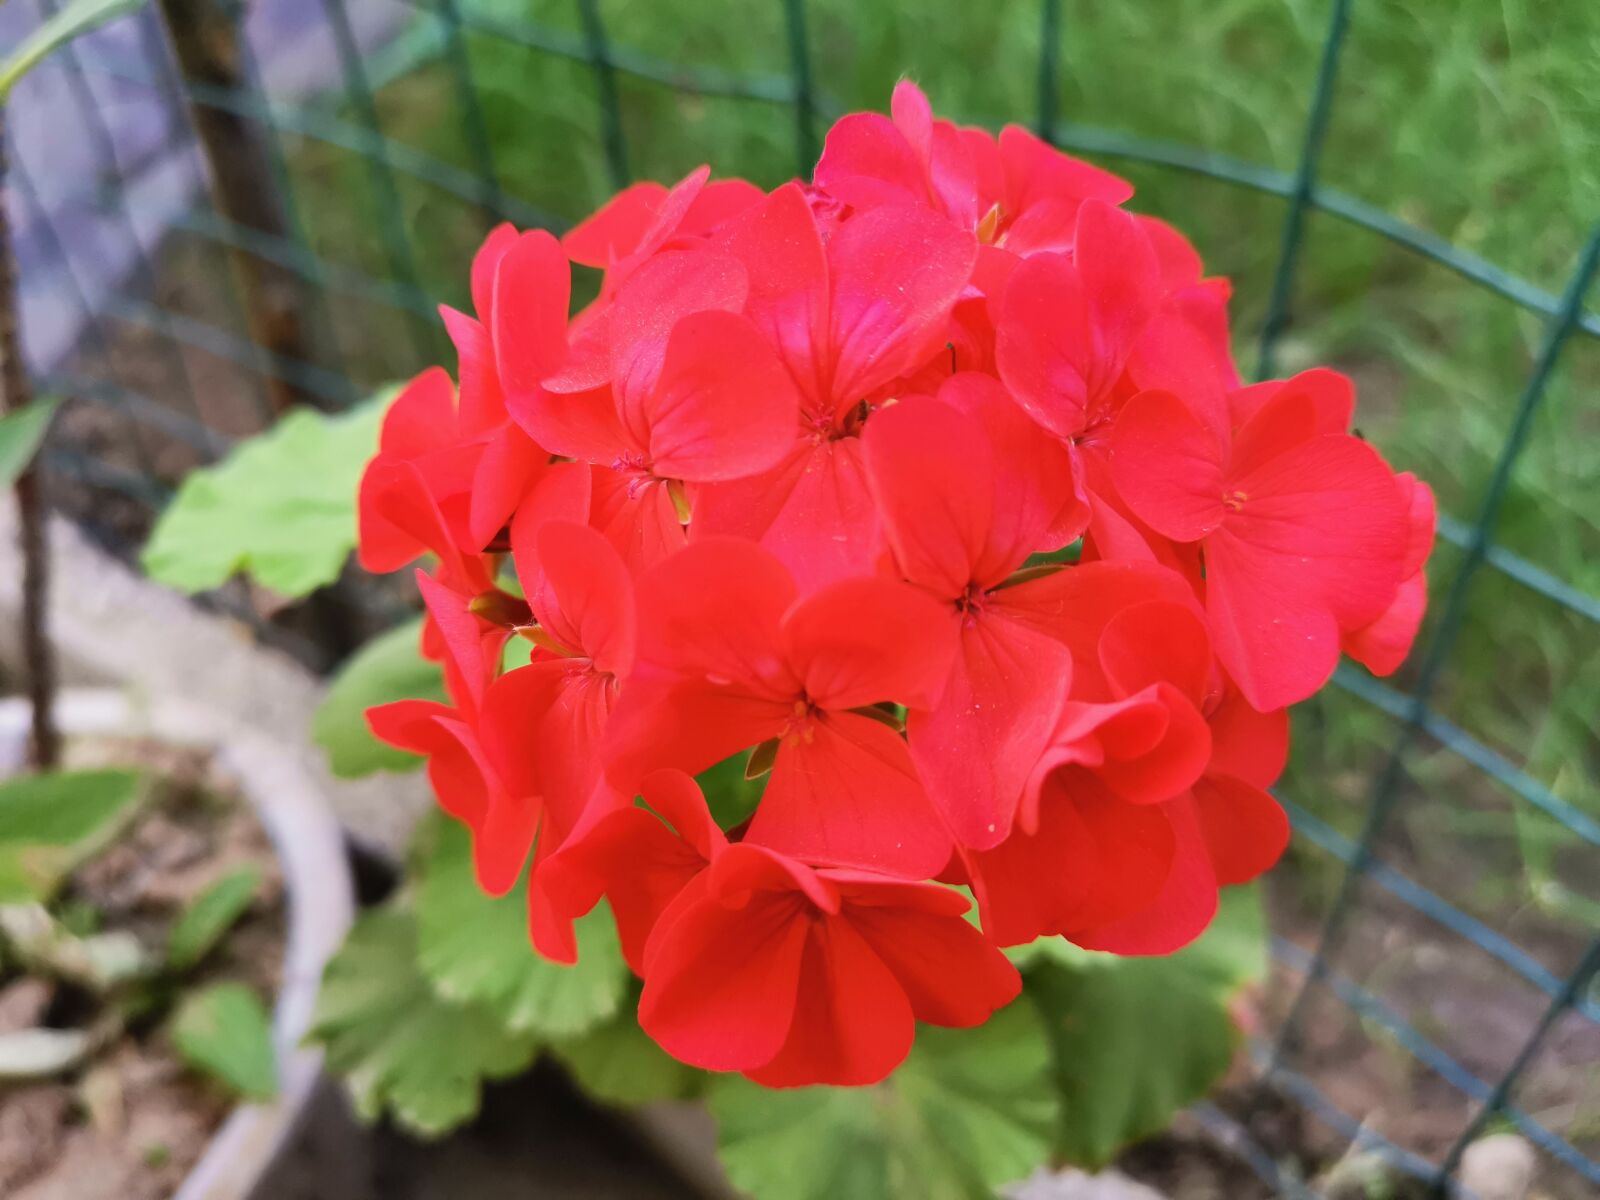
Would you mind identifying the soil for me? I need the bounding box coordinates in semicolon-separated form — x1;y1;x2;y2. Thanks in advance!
0;735;287;1200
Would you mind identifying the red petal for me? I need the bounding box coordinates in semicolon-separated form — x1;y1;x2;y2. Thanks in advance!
998;124;1134;216
782;576;959;712
562;181;669;267
825;205;976;412
995;251;1092;440
968;771;1173;945
908;612;1072;849
715;183;830;410
540;786;710;975
603;677;792;796
468;423;549;550
813;111;928;212
846;896;1021;1028
511;379;630;467
509;460;594;597
743;920;915;1087
988;559;1198;702
607;248;749;401
1098;600;1212;706
469;223;518;324
415;569;503;716
1206;686;1289;788
638;889;809;1073
631;537;799;694
750;711;954;879
1342;569;1427;677
1074;199;1162;397
1074;795;1218;955
588;472;687;576
441;307;505;436
379;366;456;457
861;394;993;597
531;519;635;674
694;437;880;591
644;310;801;482
1206;525;1341;712
1192;774;1290;885
941;373;1087;567
1109;389;1227;542
492;230;570;402
1209;433;1409;707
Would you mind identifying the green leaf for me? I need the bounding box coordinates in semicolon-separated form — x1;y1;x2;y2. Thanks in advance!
313;618;444;778
551;995;701;1107
171;982;278;1101
708;1000;1059;1200
0;396;61;487
167;867;261;972
0;770;144;902
0;0;147;100
141;393;392;598
1028;885;1268;1167
416;819;628;1038
308;907;538;1138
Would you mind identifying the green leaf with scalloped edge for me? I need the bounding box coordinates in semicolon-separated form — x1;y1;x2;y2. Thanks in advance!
1028;884;1268;1167
313;618;444;778
307;907;538;1138
142;392;392;598
708;1000;1059;1200
550;992;701;1107
415;819;628;1038
171;982;278;1101
0;770;144;902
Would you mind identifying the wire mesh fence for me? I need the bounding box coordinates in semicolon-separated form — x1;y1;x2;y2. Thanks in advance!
6;0;1599;1193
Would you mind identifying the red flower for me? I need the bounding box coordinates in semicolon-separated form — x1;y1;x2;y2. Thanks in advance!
693;183;978;588
563;166;762;299
605;538;958;878
1109;370;1412;710
1342;471;1436;675
540;769;726;974
861;374;1088;849
347;80;1435;1091
639;838;1019;1086
516;249;801;572
815;79;1132;260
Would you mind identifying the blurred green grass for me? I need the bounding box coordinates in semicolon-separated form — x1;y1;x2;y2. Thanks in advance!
281;0;1599;945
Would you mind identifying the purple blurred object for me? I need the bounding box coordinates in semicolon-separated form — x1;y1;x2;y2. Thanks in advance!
2;0;406;370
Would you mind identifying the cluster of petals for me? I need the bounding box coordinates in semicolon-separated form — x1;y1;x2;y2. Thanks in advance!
356;81;1434;1088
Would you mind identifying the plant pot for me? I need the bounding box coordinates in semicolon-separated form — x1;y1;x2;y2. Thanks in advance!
0;686;356;1200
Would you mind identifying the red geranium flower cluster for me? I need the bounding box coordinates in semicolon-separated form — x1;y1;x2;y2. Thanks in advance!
356;83;1435;1088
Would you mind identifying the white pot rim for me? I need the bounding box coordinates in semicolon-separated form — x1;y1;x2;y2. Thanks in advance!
0;687;356;1200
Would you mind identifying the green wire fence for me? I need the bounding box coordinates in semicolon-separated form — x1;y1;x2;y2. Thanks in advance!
8;0;1599;1193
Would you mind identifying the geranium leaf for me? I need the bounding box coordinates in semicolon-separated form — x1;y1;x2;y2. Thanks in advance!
0;396;60;486
0;770;144;902
416;819;629;1038
141;391;393;598
1028;884;1267;1167
551;993;702;1107
312;618;443;778
167;867;261;971
708;999;1059;1200
171;982;278;1101
307;907;538;1138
